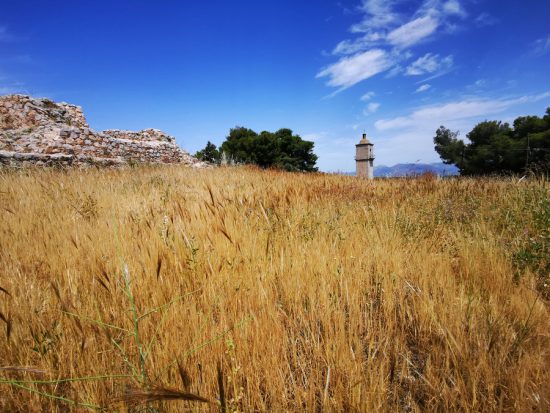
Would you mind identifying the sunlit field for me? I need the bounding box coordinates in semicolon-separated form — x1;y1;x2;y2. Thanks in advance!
0;166;548;412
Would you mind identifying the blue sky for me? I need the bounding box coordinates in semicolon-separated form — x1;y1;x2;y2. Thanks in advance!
1;0;549;170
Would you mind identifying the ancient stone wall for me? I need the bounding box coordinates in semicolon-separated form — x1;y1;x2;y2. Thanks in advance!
0;95;88;130
0;95;204;167
102;129;175;143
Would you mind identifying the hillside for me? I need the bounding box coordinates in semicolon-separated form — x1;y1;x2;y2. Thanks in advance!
1;166;548;412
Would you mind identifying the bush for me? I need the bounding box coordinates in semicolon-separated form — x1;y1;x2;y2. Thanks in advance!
219;127;318;172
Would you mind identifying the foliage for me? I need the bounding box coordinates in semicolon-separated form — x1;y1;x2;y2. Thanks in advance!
433;126;466;168
434;107;550;175
503;184;550;298
219;127;318;171
194;141;221;165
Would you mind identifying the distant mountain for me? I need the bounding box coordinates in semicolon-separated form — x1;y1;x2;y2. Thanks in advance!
374;162;459;177
340;162;459;177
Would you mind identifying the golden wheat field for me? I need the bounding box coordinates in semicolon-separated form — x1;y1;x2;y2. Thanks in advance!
0;166;549;412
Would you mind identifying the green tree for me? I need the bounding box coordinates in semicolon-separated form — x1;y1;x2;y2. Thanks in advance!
433;108;550;175
219;127;318;172
433;126;466;171
194;141;221;164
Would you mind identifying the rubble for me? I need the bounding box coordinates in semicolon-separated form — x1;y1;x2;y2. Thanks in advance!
0;95;206;168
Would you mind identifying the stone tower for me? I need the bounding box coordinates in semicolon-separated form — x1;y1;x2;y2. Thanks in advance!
355;132;374;179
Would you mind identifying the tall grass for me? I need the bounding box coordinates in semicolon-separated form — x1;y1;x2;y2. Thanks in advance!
0;166;548;412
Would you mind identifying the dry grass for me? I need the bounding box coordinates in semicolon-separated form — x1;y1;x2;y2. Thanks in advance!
0;165;548;412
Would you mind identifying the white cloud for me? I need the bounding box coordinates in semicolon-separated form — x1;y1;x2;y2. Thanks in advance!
360;91;375;101
333;1;465;55
415;84;431;93
318;0;467;91
373;131;440;166
387;15;440;48
316;49;394;89
533;35;550;56
442;0;466;17
351;0;400;33
365;91;550;167
406;53;453;76
364;102;381;114
313;91;550;170
333;32;384;55
375;92;550;131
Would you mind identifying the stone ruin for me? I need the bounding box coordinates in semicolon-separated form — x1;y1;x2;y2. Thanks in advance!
0;94;205;167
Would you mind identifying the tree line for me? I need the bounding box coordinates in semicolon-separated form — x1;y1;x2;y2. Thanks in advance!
434;107;550;175
195;127;318;172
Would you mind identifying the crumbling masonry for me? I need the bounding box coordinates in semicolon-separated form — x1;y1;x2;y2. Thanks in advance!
0;95;204;167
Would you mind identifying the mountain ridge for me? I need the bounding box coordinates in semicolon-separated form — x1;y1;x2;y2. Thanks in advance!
340;162;459;177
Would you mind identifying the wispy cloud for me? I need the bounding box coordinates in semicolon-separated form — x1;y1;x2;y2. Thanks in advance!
360;91;375;101
475;12;498;27
442;0;466;17
370;92;550;166
316;49;394;90
406;53;453;76
415;84;431;93
532;35;550;56
364;102;381;115
350;0;401;33
474;79;486;88
387;15;440;48
333;32;384;55
385;65;403;78
375;92;550;130
318;0;467;91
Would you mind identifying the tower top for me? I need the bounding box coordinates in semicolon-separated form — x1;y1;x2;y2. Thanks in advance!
357;132;372;146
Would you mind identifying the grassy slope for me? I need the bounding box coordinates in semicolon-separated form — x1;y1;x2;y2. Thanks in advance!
0;166;548;412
